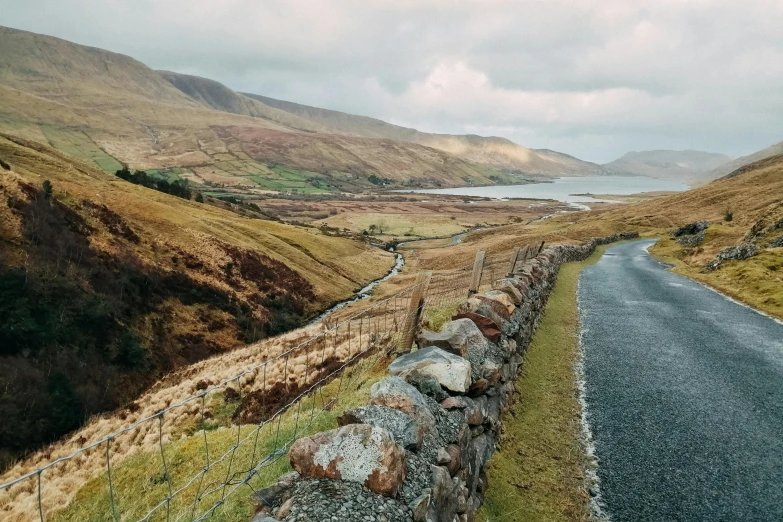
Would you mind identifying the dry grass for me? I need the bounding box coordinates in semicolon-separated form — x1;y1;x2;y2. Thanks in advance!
0;134;394;308
0;286;414;521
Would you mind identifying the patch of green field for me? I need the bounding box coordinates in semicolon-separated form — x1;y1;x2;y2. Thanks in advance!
146;168;191;183
272;166;310;182
50;356;390;522
477;245;612;522
39;125;123;172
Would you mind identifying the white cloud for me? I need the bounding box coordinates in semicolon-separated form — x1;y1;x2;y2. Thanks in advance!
2;0;782;161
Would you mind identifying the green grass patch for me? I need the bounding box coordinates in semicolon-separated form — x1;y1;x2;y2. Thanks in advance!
421;301;461;332
146;168;190;183
477;245;612;522
39;125;123;172
50;356;391;522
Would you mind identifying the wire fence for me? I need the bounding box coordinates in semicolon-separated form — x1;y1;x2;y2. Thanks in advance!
0;241;543;522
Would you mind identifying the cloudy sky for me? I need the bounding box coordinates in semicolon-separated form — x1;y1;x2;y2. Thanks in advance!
3;0;782;162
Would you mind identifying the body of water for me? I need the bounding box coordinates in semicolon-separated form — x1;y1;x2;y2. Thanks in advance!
403;176;688;204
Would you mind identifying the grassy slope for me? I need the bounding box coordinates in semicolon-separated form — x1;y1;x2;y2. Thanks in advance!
244;92;607;177
0;26;506;191
47;354;392;522
0;133;393;464
0;133;393;306
476;245;608;522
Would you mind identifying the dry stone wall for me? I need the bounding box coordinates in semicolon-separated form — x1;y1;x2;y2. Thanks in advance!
250;232;639;522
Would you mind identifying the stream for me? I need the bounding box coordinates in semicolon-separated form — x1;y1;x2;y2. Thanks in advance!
307;253;405;325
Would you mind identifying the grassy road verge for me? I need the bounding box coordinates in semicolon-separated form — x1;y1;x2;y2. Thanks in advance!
477;245;610;522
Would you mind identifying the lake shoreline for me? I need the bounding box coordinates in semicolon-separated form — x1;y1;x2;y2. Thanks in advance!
397;176;688;205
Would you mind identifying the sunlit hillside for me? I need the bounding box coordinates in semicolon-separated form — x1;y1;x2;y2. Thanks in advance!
0;133;392;465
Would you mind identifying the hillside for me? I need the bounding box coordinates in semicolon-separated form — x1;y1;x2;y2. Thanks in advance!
244;92;609;177
0;25;605;194
431;154;783;317
701;139;783;181
603;149;732;182
0;27;504;192
0;133;393;466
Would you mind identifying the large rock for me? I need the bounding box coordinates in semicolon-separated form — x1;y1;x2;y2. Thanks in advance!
482;290;517;315
288;424;406;497
389;346;472;393
474;295;512;321
370;376;437;433
673;220;710;237
491;278;524;305
417;319;489;380
429;465;459;522
456;297;508;328
337;405;423;451
452;312;501;343
417;318;488;360
705;243;758;271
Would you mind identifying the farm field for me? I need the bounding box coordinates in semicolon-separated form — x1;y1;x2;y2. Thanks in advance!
39;125;123;172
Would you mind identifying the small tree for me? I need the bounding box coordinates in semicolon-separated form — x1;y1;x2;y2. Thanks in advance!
723;207;734;222
195;192;204;203
368;224;377;234
42;180;53;199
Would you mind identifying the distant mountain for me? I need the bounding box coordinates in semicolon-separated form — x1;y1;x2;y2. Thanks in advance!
243;93;609;177
603;150;732;182
702;140;783;181
156;71;329;132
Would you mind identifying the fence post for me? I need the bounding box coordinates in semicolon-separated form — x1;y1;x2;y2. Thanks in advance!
468;250;486;296
399;271;432;354
535;241;545;257
506;247;521;277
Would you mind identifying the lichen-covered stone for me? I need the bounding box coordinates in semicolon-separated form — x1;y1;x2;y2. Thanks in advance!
418;318;488;361
457;297;508;329
288;424;406;497
483;290;517;315
338;405;424;451
403;369;449;402
370;376;437;435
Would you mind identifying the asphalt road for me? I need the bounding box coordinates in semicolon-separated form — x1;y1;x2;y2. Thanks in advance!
579;239;783;522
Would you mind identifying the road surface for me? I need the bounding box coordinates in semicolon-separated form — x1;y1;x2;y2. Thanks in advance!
579;239;783;521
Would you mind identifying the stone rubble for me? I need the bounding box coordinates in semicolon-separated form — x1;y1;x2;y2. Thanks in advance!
250;232;639;522
704;243;758;271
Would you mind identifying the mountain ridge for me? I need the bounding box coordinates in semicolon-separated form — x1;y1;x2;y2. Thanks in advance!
242;91;609;177
602;149;733;182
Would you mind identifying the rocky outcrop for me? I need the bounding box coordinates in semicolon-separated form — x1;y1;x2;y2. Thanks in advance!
673;221;710;237
704;243;758;271
676;230;705;247
250;231;638;522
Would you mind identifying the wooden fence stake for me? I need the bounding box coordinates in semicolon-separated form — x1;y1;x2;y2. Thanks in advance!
468;250;486;296
399;271;432;354
506;247;521;277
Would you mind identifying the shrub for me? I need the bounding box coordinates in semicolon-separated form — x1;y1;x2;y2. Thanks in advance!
723;208;734;222
42;179;53;199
